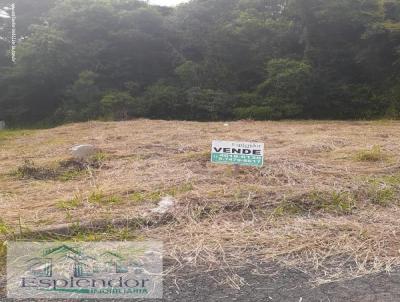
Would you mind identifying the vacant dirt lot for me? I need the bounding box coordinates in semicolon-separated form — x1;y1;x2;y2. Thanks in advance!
1;120;400;284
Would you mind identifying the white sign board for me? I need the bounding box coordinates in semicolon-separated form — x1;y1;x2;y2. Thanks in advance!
211;140;264;167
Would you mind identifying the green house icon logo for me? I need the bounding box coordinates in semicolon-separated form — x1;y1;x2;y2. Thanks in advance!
25;244;132;278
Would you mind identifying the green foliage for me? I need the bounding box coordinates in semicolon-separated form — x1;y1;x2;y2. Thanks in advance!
366;173;400;206
130;183;193;204
355;145;386;162
175;61;202;88
275;190;356;216
141;84;184;119
57;195;83;210
273;200;303;216
1;0;400;123
185;87;232;120
60;70;102;121
101;91;139;120
371;187;396;206
324;191;356;214
0;219;10;235
261;59;313;94
131;191;162;204
88;191;123;205
256;59;313;118
58;169;86;182
377;174;400;186
89;151;108;163
166;182;194;196
234;106;276;120
0;129;34;142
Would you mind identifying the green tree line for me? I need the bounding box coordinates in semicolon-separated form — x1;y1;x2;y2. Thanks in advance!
1;0;400;125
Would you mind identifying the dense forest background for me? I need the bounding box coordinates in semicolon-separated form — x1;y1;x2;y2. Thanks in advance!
0;0;400;125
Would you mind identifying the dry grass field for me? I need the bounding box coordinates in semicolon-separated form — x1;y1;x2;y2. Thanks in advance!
1;119;400;285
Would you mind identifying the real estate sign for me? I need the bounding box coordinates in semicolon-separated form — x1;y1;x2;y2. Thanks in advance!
211;140;264;167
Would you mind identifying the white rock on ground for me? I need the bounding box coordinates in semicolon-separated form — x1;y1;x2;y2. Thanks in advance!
151;196;175;214
70;144;98;159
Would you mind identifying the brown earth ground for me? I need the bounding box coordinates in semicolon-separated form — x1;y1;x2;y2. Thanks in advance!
1;119;400;286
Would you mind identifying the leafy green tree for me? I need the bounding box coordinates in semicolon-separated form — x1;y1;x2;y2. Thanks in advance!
142;84;185;119
175;61;202;88
257;59;313;118
101;91;140;120
61;70;102;121
185;87;232;120
1;0;400;124
0;25;74;123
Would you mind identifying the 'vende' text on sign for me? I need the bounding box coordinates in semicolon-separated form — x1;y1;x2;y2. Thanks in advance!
211;141;264;167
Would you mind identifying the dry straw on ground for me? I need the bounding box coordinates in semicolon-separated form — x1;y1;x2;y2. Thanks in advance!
1;119;400;284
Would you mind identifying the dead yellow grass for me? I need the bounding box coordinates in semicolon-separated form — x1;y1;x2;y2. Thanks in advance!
1;119;400;283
